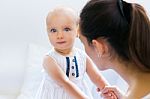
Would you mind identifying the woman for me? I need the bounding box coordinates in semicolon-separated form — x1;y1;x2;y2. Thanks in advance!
79;0;150;98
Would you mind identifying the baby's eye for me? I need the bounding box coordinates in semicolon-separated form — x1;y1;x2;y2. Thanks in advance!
64;28;71;32
50;28;57;33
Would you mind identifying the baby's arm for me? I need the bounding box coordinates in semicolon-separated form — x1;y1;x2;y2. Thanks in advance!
43;56;89;99
86;55;124;99
86;55;108;91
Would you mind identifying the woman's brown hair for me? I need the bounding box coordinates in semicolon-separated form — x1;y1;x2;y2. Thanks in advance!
80;0;150;71
129;4;150;71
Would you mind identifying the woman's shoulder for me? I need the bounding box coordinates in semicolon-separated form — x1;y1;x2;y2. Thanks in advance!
142;93;150;99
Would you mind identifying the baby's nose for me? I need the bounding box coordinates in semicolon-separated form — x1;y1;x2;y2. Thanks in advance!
57;32;64;39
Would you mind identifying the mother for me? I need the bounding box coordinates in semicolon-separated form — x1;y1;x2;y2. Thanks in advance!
79;0;150;98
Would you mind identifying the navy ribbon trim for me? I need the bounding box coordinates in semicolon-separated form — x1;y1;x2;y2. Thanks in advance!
66;57;70;77
74;56;79;77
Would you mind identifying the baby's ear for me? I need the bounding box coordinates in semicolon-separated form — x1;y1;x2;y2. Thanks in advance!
75;16;80;38
77;18;79;24
76;33;79;38
76;24;80;37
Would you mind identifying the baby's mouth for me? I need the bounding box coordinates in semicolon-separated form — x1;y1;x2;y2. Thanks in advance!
56;41;66;44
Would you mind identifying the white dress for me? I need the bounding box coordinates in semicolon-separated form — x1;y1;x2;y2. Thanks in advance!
35;48;93;99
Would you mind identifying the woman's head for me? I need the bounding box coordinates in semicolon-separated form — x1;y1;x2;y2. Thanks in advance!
79;0;150;71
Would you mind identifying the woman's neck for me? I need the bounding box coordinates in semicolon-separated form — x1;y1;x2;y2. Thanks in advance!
112;59;150;98
114;62;137;86
54;48;73;56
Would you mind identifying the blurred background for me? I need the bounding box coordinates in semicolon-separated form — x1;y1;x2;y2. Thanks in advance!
0;0;149;99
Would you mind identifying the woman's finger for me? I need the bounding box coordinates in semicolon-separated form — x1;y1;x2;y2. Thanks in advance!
102;94;116;99
101;91;118;99
110;91;118;99
101;92;112;98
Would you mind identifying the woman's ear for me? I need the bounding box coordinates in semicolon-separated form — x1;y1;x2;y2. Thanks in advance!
92;39;107;56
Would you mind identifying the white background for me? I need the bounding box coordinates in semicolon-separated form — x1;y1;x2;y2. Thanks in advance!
0;0;149;98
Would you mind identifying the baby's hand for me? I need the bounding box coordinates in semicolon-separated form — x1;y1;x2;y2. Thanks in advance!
97;86;124;99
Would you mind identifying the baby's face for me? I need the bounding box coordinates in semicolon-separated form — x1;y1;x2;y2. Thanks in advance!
46;11;77;50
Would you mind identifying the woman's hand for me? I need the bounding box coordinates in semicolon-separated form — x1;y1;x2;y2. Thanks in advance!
97;86;124;99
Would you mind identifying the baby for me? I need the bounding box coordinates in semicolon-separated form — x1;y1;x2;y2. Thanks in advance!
35;6;117;99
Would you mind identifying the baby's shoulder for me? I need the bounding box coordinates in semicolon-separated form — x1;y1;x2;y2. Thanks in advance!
74;48;87;61
74;47;86;55
43;55;56;64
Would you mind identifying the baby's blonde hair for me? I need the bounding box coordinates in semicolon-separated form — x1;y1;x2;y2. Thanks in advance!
46;6;79;25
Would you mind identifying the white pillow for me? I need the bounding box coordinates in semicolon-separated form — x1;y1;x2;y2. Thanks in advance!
17;43;50;99
0;44;27;95
0;94;17;99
